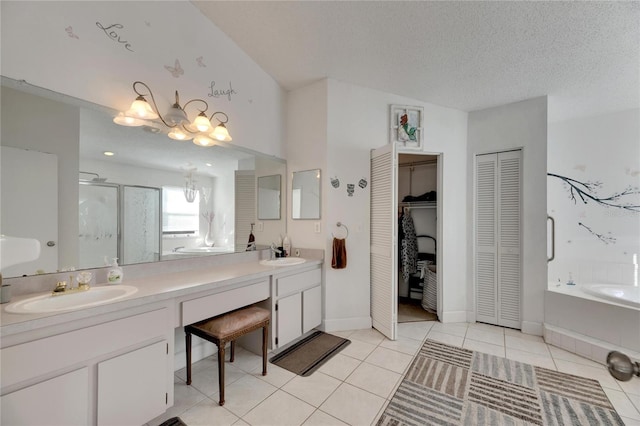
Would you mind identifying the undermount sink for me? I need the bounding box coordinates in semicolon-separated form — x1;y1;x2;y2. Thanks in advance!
4;285;138;314
259;257;307;267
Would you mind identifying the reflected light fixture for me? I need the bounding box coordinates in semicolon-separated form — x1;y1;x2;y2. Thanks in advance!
184;169;198;203
114;81;232;146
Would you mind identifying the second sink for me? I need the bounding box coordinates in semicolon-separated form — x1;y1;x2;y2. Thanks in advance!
259;258;307;267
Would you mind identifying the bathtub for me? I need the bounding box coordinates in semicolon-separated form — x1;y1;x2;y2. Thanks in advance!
545;282;640;363
581;284;640;309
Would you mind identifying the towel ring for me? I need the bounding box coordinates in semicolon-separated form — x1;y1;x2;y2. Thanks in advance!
333;222;349;239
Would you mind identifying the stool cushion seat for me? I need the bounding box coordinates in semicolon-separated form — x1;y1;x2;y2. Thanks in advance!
192;306;270;339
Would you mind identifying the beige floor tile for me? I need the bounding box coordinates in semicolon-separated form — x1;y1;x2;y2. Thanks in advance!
232;420;249;426
348;328;386;345
629;392;640;412
619;379;640;396
505;335;550;356
182;363;248;397
243;390;315;426
254;362;296;388
319;383;386;426
430;322;468;337
329;329;356;339
317;353;361;380
179;398;239;426
620;416;640;426
175;355;217;381
505;327;545;341
397;321;433;341
463;339;505;357
345;361;402;399
339;338;377;361
229;346;264;373
282;372;342;407
603;388;640;420
220;375;278;417
302;409;348;425
505;348;557;370
379;335;423;356
427;330;464;347
365;346;413;374
554;359;622;391
465;328;505;346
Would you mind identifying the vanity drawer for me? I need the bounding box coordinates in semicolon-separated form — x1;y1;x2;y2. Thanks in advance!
276;268;321;297
181;279;269;325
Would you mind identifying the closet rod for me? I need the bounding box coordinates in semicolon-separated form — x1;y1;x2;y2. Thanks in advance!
398;159;437;168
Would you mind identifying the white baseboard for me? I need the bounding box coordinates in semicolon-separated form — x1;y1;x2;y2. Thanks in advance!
521;321;543;337
321;316;372;332
440;310;467;323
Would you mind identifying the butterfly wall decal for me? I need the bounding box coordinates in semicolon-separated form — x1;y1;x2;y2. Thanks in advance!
165;59;184;78
65;26;79;39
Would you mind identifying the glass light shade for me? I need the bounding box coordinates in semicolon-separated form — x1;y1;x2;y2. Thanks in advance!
193;134;215;147
210;123;232;142
164;104;188;126
168;127;193;141
192;113;212;132
126;97;159;120
113;112;145;127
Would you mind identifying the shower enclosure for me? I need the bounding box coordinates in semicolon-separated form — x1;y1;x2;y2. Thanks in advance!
79;181;161;269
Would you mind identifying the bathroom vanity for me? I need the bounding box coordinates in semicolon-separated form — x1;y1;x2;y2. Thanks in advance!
0;255;322;426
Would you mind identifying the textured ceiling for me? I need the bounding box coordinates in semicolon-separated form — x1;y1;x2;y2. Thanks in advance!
194;1;639;122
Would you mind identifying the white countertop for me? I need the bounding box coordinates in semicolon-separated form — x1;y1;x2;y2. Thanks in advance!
1;258;322;338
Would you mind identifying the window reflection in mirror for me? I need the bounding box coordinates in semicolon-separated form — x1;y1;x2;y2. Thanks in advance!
257;175;281;220
292;169;321;220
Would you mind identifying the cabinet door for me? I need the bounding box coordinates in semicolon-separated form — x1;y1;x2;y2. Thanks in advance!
277;292;302;347
1;367;88;426
302;285;322;334
97;341;167;426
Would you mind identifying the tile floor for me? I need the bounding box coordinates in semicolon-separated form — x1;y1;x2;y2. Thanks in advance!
149;321;640;426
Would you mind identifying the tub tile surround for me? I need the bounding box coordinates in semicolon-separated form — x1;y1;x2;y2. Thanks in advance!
147;321;640;426
545;283;640;361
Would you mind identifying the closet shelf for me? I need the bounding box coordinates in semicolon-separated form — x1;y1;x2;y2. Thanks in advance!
399;201;437;209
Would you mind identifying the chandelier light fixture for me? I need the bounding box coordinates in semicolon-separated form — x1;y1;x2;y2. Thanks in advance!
113;81;232;147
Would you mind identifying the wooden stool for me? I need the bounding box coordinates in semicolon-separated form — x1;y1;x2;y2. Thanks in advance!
184;305;270;406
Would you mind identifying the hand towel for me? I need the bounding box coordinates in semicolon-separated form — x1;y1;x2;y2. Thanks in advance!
331;237;347;269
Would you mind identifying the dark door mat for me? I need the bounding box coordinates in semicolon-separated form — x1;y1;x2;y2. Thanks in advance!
158;417;187;426
270;330;350;376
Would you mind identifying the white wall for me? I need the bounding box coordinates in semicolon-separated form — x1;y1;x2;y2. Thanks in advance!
286;78;468;331
1;1;286;158
548;108;640;285
1;86;80;269
467;96;548;335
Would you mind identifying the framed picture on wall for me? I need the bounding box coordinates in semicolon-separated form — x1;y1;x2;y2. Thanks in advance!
390;104;424;150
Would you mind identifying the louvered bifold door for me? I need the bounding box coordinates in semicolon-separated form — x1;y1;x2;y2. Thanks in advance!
497;151;521;328
475;154;498;324
235;171;255;250
370;144;397;340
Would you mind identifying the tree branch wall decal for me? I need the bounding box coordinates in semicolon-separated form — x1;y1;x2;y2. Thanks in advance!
548;172;640;244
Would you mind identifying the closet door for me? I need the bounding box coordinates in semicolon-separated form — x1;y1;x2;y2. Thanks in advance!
370;144;397;340
475;150;521;328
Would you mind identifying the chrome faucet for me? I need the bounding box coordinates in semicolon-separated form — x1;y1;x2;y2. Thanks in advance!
270;243;283;259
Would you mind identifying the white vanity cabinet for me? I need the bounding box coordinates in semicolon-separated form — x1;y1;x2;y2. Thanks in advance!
273;266;322;348
0;304;173;426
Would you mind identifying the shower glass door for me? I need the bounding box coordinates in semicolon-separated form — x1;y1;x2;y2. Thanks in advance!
122;186;161;265
78;182;119;269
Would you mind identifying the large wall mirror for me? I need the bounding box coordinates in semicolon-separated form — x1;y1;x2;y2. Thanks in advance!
292;169;321;220
257;175;281;220
0;77;286;278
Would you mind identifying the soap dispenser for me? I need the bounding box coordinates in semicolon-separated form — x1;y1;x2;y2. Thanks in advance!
283;235;291;257
107;258;123;284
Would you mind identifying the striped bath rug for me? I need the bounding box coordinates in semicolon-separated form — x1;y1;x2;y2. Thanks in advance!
377;339;624;425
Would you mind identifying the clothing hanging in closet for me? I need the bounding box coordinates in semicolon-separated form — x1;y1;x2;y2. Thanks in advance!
399;211;418;282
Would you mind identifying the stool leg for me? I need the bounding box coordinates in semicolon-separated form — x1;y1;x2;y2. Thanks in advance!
218;343;225;406
185;330;192;385
230;341;235;363
262;324;268;376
